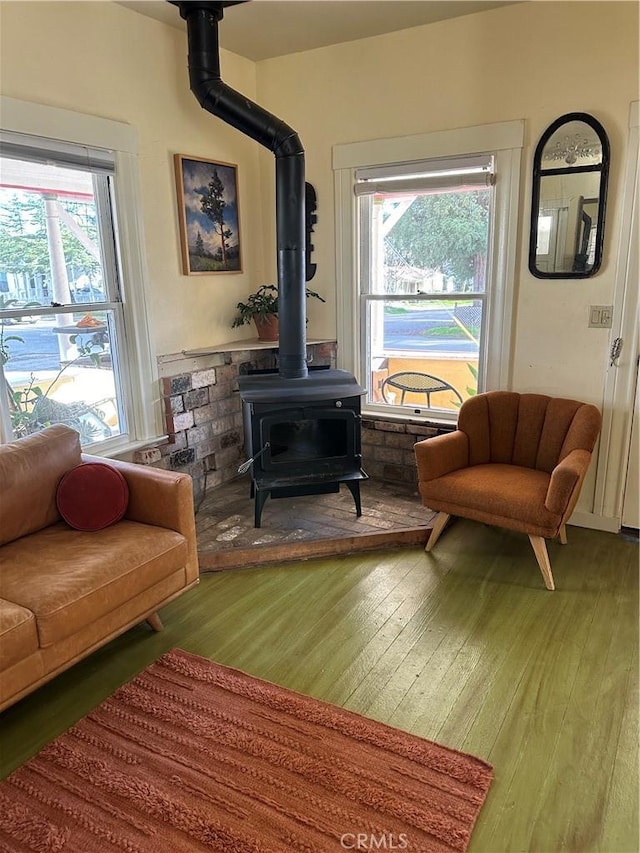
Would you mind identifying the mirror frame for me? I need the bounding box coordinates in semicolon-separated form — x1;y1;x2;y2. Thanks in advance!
529;112;610;279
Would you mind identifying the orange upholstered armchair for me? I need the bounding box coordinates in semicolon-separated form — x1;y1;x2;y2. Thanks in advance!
414;391;602;590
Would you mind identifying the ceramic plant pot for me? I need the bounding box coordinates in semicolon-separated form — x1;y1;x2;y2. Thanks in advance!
253;314;279;341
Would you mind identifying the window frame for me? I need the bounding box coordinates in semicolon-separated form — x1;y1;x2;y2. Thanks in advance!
333;120;524;422
0;96;162;452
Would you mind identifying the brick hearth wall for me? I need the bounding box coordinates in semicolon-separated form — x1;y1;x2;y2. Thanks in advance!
361;418;456;489
154;341;456;497
156;342;336;498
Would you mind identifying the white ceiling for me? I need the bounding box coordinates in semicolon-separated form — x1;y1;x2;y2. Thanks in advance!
118;1;519;62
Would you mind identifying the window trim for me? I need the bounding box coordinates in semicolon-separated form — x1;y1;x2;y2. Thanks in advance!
0;96;162;451
333;120;524;419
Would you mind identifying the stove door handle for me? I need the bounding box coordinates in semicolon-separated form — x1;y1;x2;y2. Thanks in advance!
238;442;271;475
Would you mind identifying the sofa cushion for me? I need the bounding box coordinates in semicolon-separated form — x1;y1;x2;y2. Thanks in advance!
419;463;559;531
57;462;129;531
0;425;82;546
0;521;188;647
0;599;39;669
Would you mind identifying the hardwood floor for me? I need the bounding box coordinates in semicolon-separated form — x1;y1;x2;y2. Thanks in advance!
1;520;637;852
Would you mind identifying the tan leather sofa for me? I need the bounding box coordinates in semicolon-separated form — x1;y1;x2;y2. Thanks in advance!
0;425;199;711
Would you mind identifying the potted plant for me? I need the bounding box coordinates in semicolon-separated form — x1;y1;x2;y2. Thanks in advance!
232;284;325;342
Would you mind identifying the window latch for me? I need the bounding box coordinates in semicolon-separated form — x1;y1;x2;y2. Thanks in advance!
609;337;623;366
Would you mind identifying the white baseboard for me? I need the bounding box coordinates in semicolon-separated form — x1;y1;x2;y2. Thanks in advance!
568;511;621;533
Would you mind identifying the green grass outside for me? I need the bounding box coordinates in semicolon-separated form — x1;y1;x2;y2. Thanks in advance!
421;325;480;338
383;300;460;314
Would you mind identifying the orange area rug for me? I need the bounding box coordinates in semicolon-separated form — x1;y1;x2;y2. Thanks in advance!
0;649;492;852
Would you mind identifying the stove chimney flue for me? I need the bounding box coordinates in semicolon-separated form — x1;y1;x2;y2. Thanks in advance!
171;0;308;379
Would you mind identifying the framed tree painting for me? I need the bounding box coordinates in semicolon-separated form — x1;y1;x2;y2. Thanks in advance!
174;154;242;274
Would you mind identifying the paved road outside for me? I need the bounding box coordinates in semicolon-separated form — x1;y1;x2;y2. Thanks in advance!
3;304;478;373
2;320;101;373
382;306;478;355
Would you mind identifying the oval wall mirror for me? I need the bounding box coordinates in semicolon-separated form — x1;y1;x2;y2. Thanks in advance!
529;112;610;278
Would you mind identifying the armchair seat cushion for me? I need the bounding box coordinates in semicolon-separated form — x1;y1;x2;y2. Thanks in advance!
0;521;188;648
420;463;560;537
0;599;39;669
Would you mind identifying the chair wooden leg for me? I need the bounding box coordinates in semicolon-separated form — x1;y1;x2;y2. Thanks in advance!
528;535;555;590
426;512;451;552
146;613;164;632
559;524;568;545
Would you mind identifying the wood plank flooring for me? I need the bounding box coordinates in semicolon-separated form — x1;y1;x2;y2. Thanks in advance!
0;520;637;852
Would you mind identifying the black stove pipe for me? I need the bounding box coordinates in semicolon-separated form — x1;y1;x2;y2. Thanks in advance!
172;1;307;379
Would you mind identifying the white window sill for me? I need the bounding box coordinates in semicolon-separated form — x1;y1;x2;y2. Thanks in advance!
362;407;457;427
82;434;168;459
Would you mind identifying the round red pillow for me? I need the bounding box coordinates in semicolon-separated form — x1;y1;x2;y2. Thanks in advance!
56;462;129;531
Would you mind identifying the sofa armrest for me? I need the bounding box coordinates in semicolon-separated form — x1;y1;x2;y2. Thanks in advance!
82;455;199;583
545;449;592;517
414;430;469;482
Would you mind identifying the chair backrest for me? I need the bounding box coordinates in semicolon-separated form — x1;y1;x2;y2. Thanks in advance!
458;391;602;473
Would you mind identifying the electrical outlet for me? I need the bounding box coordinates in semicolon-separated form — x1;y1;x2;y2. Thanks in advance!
589;305;614;328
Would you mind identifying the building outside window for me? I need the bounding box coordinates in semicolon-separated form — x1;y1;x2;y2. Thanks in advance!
0;98;160;451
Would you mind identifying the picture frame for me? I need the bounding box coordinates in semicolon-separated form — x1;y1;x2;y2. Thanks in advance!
174;154;242;275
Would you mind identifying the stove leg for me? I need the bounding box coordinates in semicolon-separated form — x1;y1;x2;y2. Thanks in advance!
254;488;269;528
345;481;362;517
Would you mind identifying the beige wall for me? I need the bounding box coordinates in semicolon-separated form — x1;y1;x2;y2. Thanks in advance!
255;0;639;406
0;0;268;355
1;1;638;506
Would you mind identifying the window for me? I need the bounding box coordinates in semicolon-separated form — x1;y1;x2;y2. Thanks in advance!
357;155;493;415
333;121;524;421
0;98;160;451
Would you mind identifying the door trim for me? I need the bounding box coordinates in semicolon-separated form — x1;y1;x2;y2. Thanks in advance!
593;100;639;526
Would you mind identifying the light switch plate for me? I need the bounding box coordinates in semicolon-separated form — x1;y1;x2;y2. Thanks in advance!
589;305;613;328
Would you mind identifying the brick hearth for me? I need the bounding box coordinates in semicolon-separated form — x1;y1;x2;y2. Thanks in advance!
195;477;436;571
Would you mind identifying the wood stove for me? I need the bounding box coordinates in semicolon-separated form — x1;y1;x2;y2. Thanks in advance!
240;367;367;527
173;1;368;526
